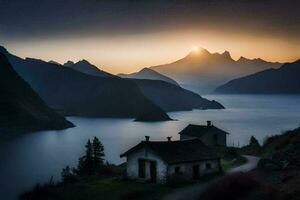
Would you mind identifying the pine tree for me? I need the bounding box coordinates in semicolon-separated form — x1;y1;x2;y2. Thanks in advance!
61;165;76;183
92;136;105;172
249;136;260;147
76;139;94;175
75;138;106;176
85;139;94;174
76;156;85;175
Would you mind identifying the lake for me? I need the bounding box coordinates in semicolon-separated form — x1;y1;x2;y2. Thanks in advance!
1;94;300;200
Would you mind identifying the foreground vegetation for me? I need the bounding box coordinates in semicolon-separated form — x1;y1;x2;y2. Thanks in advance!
199;127;300;200
216;146;248;172
20;177;171;200
21;135;246;200
20;137;173;200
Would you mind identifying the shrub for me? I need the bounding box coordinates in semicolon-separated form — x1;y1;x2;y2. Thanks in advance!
61;165;77;183
199;172;260;200
120;190;145;200
167;173;190;186
19;177;56;200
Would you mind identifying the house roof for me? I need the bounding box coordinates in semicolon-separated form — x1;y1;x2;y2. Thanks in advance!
120;139;219;164
179;124;229;137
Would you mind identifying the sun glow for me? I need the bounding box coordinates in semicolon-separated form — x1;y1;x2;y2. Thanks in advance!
192;46;199;52
7;29;299;74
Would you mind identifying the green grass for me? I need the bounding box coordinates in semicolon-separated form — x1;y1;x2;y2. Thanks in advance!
221;159;231;172
221;156;248;172
34;177;172;200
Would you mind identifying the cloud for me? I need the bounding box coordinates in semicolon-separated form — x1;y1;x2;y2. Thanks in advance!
0;0;299;41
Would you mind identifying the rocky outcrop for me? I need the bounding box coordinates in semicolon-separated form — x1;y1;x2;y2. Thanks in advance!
0;52;74;134
0;46;170;120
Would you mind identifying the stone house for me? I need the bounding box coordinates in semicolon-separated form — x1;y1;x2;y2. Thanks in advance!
179;121;229;146
120;136;221;184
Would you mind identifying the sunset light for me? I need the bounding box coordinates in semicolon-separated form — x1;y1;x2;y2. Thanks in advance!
192;46;199;52
1;2;300;199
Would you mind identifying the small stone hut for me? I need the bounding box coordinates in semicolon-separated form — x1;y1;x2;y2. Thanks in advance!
120;137;221;183
179;121;229;146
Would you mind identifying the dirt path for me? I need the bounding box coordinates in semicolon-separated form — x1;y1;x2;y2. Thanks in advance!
162;156;260;200
227;155;260;174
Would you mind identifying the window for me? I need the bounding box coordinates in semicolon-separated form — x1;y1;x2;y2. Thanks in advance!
138;160;146;178
174;166;181;173
206;163;212;169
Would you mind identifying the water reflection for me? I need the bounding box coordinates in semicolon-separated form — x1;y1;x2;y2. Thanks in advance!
1;95;300;199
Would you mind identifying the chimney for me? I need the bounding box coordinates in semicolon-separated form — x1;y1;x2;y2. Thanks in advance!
145;136;150;142
167;136;172;142
207;121;212;126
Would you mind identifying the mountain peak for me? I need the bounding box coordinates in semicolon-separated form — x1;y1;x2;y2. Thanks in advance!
140;67;152;73
199;47;210;54
253;58;265;62
77;59;91;65
237;56;267;63
63;59;113;77
118;67;180;86
186;47;211;58
222;50;232;59
63;61;75;67
48;60;61;65
238;56;248;61
0;46;8;54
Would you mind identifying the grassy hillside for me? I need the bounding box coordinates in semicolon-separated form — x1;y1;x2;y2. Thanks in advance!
199;127;300;200
20;177;171;200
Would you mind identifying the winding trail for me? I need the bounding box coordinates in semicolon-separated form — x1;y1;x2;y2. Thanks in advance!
162;155;260;200
228;155;260;174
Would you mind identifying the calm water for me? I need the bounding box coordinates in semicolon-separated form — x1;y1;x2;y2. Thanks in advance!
1;95;300;199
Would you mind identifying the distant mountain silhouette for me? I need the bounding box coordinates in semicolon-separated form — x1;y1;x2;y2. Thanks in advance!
0;52;73;134
63;60;114;77
60;57;224;111
131;79;224;111
134;108;172;122
63;61;75;67
150;48;281;93
0;46;170;121
214;59;300;94
48;60;61;65
118;68;180;86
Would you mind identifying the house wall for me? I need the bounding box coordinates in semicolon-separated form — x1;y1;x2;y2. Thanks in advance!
180;135;194;140
168;159;221;180
217;133;227;146
180;133;227;146
126;147;168;183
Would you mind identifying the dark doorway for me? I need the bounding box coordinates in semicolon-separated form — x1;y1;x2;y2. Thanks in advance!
213;134;218;145
150;161;157;183
193;165;199;180
138;160;146;178
206;163;212;170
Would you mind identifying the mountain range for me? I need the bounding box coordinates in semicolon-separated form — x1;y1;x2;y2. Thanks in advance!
59;57;224;111
214;59;300;94
129;79;224;111
63;60;114;78
150;48;282;93
0;46;171;121
118;68;179;86
0;52;73;135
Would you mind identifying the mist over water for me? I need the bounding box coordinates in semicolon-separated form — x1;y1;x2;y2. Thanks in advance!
1;95;300;200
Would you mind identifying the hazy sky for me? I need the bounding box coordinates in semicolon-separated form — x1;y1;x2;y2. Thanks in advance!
1;0;299;73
